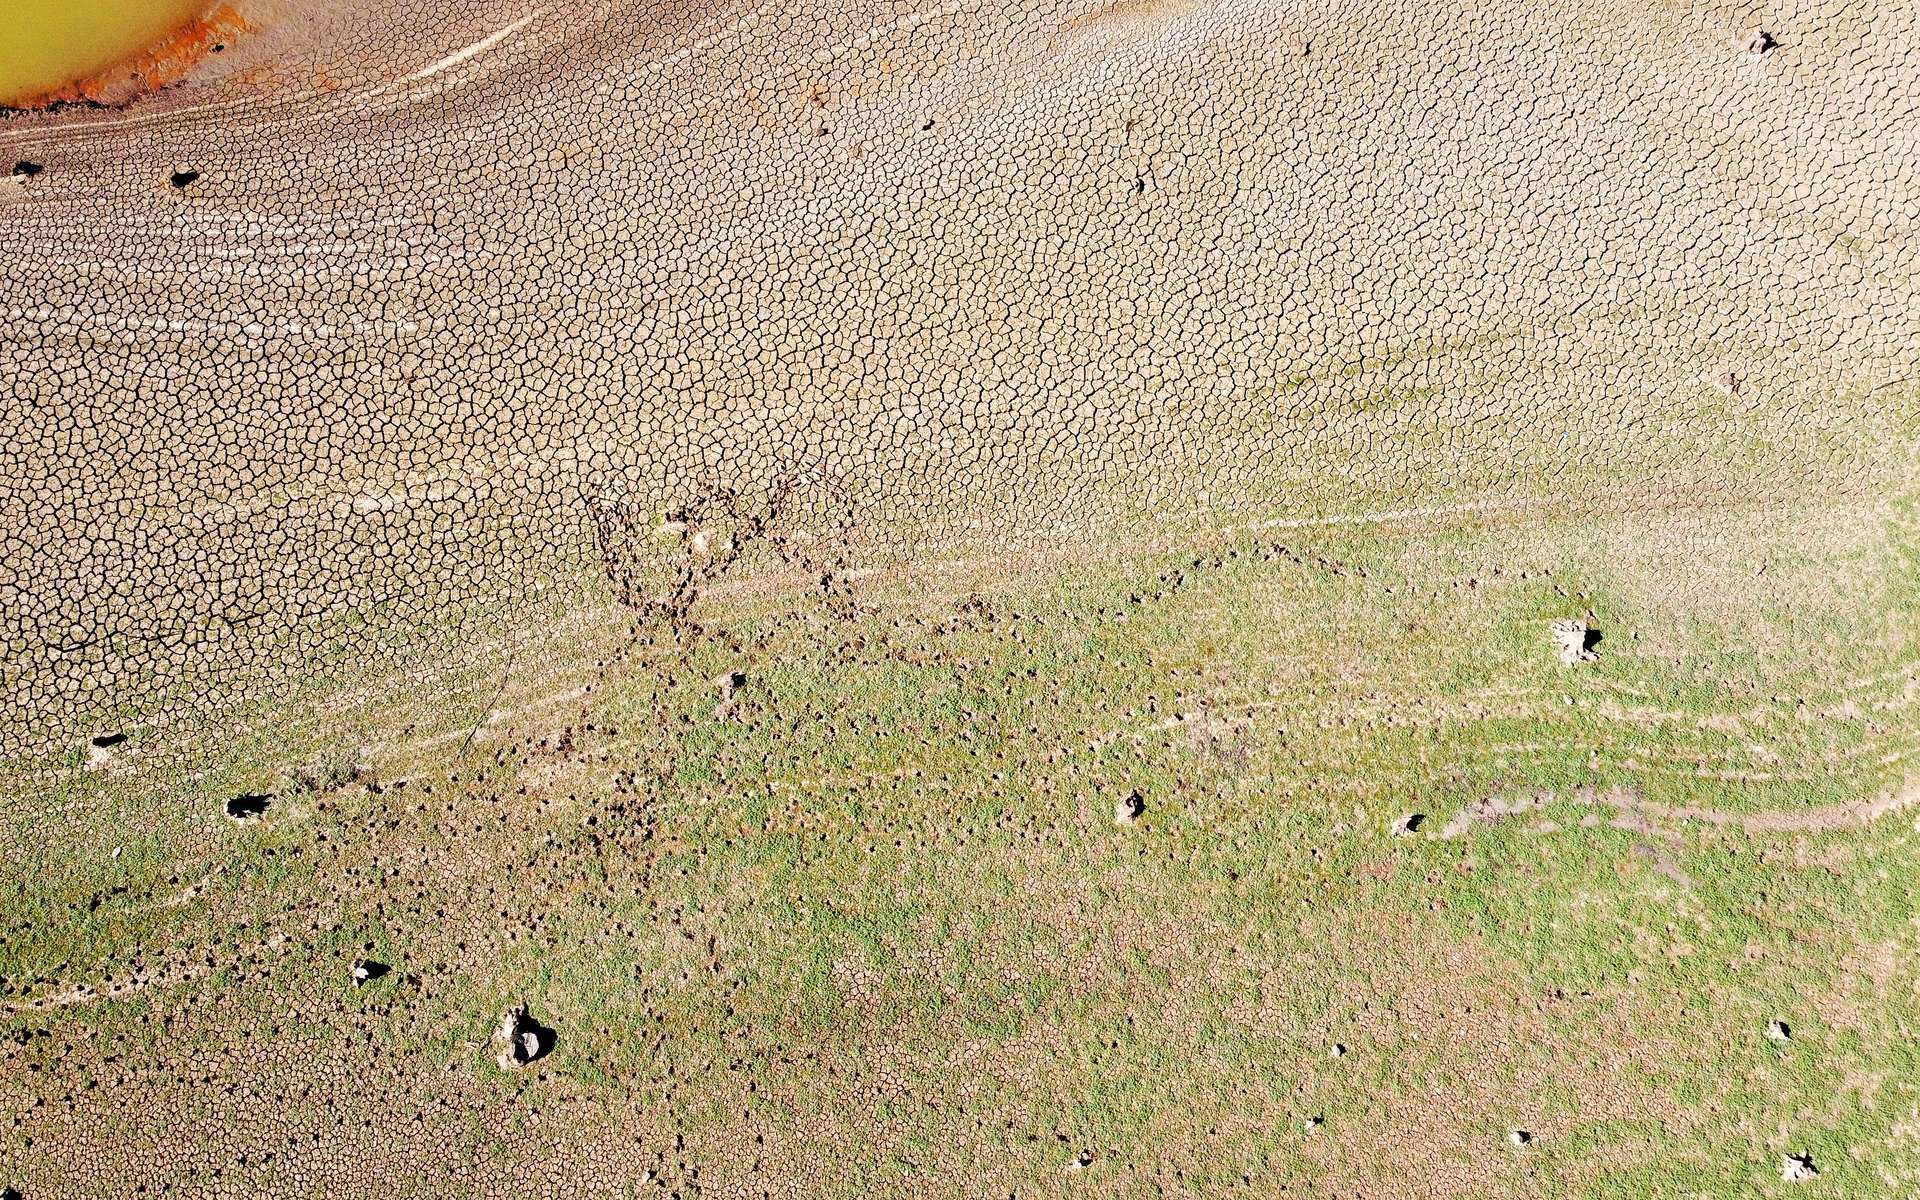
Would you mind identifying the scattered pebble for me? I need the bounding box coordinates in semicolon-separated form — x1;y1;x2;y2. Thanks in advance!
1508;1129;1532;1148
1392;812;1425;837
1328;1042;1346;1058
1114;790;1145;826
1063;1149;1094;1173
1766;1019;1791;1043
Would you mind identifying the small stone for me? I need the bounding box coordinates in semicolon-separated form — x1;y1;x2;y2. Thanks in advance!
1304;1115;1323;1131
351;959;389;986
1392;813;1425;837
1781;1152;1817;1183
1766;1019;1791;1042
169;169;200;189
1063;1149;1094;1172
1114;790;1145;826
1741;28;1774;57
1329;1042;1346;1058
1509;1129;1532;1147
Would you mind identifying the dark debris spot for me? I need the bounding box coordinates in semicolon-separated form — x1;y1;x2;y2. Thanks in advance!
225;793;270;821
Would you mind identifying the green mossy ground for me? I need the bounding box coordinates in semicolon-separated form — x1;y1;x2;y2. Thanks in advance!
2;491;1915;1196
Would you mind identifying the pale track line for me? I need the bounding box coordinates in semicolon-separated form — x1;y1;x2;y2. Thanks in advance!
405;10;543;81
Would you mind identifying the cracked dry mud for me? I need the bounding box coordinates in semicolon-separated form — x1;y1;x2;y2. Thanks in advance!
1;0;1917;1196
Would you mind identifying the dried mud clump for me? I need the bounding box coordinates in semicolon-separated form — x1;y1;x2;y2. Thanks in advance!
1781;1152;1818;1182
223;793;270;822
713;669;748;718
494;1005;552;1069
1549;619;1599;665
290;748;366;797
84;732;128;768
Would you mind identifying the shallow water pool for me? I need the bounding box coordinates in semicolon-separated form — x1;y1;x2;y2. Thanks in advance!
0;0;209;107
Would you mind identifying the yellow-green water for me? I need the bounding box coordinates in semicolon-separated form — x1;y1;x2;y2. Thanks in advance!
0;0;207;106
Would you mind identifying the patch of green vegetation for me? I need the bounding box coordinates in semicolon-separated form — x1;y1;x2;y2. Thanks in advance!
3;492;1914;1196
